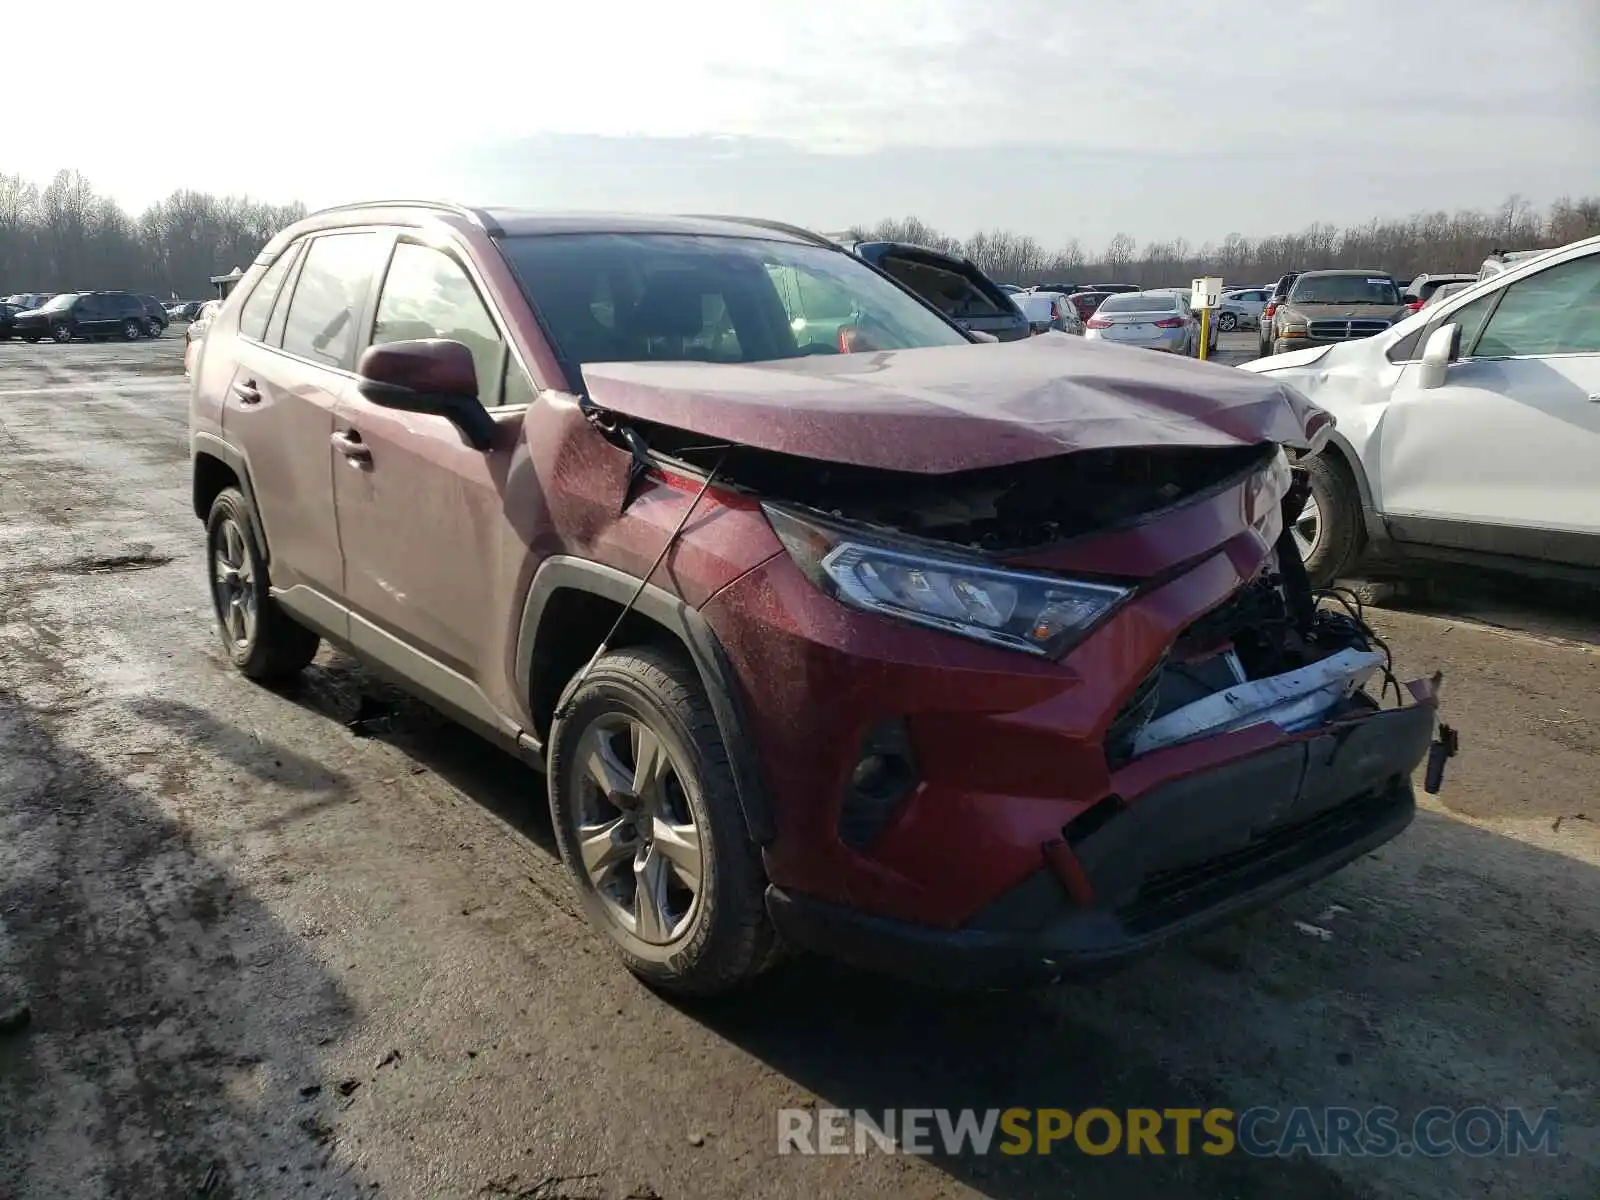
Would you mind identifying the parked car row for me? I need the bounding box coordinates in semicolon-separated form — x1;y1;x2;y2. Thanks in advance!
2;290;169;341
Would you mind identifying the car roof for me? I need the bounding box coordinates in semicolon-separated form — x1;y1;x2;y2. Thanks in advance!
282;201;840;257
1293;268;1393;279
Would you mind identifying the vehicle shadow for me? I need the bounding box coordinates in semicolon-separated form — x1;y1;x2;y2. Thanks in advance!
1370;562;1600;647
681;806;1600;1200
274;648;558;855
0;687;374;1198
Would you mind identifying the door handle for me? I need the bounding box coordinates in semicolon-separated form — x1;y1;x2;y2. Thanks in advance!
331;430;372;462
231;380;261;405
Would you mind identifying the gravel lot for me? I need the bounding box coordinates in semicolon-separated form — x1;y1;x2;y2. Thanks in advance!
1;332;1597;1200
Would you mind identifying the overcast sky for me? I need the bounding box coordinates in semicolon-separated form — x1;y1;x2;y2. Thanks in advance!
10;0;1598;251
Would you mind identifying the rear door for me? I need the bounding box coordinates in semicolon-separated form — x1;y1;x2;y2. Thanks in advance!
73;295;104;336
223;231;385;604
1375;247;1600;565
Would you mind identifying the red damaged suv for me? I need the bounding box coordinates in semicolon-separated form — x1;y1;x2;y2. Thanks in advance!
189;204;1451;994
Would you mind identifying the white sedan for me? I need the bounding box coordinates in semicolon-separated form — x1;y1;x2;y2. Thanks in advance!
1239;234;1600;586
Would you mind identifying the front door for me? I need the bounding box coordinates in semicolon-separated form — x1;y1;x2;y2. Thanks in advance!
330;236;526;683
1375;250;1600;565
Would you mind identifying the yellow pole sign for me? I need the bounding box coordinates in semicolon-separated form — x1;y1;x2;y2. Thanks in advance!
1190;276;1224;362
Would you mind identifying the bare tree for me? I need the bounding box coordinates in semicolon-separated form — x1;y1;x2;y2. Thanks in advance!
0;169;307;297
845;195;1600;289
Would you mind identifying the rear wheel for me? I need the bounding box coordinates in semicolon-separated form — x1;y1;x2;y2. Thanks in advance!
548;646;777;996
122;319;142;340
1218;311;1238;331
51;323;72;343
1297;453;1366;586
206;487;321;680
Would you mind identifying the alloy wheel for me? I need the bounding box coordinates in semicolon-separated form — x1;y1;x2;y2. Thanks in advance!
1292;493;1322;563
212;516;257;649
570;713;703;945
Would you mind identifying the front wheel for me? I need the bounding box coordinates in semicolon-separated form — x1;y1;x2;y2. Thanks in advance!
1296;454;1366;586
206;488;321;679
1218;311;1238;331
51;323;72;343
145;320;163;338
547;646;777;996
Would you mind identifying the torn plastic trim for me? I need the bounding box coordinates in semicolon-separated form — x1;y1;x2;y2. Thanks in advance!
1130;646;1384;757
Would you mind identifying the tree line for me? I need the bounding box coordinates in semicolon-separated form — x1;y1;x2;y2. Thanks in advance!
4;168;1598;302
0;170;307;301
848;194;1600;287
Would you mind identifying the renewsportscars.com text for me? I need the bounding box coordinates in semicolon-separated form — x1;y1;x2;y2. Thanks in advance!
777;1106;1560;1158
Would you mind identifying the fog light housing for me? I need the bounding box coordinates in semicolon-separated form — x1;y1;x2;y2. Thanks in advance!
837;719;919;851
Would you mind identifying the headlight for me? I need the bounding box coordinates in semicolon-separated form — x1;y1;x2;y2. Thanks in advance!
763;505;1130;658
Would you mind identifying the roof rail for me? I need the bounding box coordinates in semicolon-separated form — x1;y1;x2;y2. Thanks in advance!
307;199;500;234
677;214;841;249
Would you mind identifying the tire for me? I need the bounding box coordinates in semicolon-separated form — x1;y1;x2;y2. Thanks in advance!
122;319;142;340
51;323;72;343
547;645;777;997
1218;311;1237;332
1297;453;1366;587
145;320;163;338
205;487;320;680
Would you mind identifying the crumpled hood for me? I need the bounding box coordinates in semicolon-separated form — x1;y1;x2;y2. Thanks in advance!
581;335;1324;473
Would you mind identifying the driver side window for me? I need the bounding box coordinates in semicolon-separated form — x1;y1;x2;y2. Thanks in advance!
1470;256;1600;358
371;241;507;405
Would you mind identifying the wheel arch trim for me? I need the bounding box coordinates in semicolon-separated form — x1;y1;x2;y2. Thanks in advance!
192;433;273;562
515;556;776;845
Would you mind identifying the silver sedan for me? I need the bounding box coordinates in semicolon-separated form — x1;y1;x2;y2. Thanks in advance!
1215;287;1270;331
1084;291;1200;354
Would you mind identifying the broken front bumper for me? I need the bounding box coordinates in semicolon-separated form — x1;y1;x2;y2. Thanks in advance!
766;695;1436;990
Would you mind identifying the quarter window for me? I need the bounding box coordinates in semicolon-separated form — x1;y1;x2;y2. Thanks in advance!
280;232;383;369
1470;255;1600;358
371;241;504;403
238;247;299;342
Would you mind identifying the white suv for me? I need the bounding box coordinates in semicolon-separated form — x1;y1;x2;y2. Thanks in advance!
1240;234;1600;586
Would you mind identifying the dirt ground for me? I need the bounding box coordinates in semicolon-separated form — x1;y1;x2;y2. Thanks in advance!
1;331;1596;1200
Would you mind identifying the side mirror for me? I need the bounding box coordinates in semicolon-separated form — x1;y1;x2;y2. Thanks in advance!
356;339;496;450
1416;323;1460;391
968;329;1000;344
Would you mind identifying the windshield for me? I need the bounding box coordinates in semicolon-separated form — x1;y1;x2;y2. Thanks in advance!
1289;275;1399;305
498;233;968;373
42;293;78;311
1100;293;1178;314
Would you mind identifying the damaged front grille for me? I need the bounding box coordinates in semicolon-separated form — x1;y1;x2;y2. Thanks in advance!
648;425;1276;553
1103;561;1385;767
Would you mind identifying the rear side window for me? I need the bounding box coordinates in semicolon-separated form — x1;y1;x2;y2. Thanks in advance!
238;247;299;342
280;233;383;368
